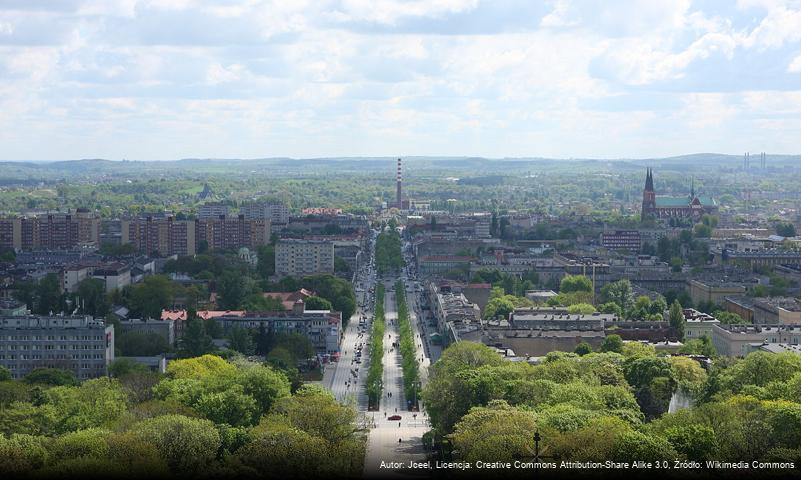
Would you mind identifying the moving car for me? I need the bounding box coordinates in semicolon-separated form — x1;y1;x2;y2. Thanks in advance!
388;415;402;421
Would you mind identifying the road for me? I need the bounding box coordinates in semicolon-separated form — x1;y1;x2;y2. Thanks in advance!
363;283;430;479
324;231;439;478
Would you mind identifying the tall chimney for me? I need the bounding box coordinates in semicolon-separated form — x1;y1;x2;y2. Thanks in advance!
396;157;402;209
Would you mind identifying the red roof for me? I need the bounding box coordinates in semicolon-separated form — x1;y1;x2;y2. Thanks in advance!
420;255;473;262
263;289;316;310
160;310;245;321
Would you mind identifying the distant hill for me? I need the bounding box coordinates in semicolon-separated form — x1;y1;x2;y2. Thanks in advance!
0;153;798;181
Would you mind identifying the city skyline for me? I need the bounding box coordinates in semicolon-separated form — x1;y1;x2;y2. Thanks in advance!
1;0;801;161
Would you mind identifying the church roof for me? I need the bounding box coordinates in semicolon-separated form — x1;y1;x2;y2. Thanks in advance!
655;196;716;207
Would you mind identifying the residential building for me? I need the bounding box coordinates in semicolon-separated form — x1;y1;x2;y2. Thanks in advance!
0;217;21;250
713;324;801;357
525;290;558;302
509;307;617;330
241;202;290;225
121;216;196;256
0;210;100;250
724;296;756;323
91;263;132;293
600;230;641;252
683;308;720;340
263;288;316;310
197;203;230;219
688;279;747;307
428;284;481;345
214;300;341;353
275;239;334;278
63;265;93;293
0;299;27;316
418;255;473;276
301;208;342;216
118;318;175;345
195;215;270;251
752;297;801;325
0;315;114;379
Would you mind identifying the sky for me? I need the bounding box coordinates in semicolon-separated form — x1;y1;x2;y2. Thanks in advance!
0;0;800;161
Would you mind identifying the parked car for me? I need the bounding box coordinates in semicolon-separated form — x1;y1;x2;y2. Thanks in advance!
388;415;402;421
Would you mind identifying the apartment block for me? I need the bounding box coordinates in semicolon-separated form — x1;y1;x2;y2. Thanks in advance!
197;203;230;219
275;239;334;278
713;323;801;357
0;315;114;380
0;210;99;250
241;202;289;225
195;215;270;251
121;216;196;256
0;217;21;250
600;230;642;252
213;300;341;353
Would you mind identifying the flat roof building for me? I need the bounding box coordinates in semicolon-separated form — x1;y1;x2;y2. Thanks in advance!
275;239;334;278
0;315;114;379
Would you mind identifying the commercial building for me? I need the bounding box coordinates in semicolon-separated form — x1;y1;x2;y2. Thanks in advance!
0;315;114;379
275;239;334;278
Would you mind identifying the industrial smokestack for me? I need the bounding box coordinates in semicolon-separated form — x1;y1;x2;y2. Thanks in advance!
396;157;402;209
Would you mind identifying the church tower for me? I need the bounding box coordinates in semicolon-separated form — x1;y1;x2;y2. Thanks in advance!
641;168;656;221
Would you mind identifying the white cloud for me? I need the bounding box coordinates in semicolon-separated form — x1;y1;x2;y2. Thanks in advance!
332;0;479;24
0;0;800;159
789;54;801;72
205;62;245;84
742;6;801;49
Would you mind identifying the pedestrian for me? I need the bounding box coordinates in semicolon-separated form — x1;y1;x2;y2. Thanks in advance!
399;422;401;427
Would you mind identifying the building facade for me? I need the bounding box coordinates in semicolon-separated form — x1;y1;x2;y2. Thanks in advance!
241;202;289;225
121;216;196;256
195;215;270;251
214;300;341;353
275;239;334;278
0;210;100;250
0;315;114;379
600;230;641;252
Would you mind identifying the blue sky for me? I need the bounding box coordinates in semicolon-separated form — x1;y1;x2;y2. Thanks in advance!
0;0;800;160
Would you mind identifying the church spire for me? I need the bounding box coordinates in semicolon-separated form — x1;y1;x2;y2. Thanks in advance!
645;168;654;192
690;176;695;198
